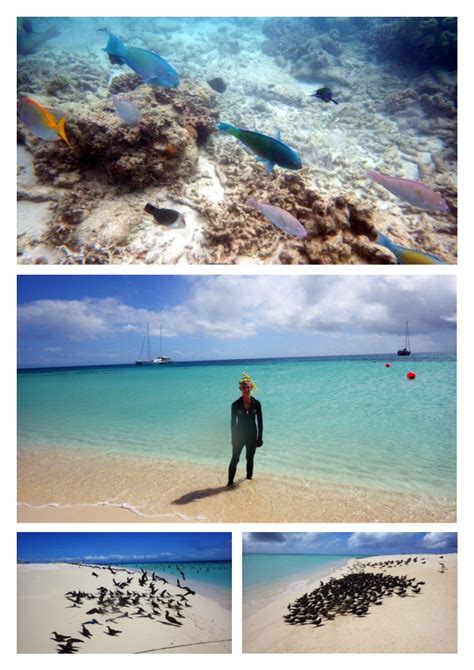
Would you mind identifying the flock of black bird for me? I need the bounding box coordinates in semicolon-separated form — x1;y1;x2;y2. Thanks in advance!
283;557;434;630
50;564;196;654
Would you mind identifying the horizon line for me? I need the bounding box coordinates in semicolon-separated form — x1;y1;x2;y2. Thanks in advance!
17;350;456;371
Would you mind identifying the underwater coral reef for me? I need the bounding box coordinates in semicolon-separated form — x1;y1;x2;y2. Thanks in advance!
17;17;457;265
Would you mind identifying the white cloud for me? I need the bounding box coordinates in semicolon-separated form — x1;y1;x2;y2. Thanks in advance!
18;276;457;344
422;533;456;549
347;533;394;549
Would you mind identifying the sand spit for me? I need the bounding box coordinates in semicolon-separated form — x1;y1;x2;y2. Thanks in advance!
17;18;457;264
17;446;455;523
18;562;231;654
243;553;457;653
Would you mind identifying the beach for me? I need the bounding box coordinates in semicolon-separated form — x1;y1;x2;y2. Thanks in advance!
17;355;456;523
17;562;231;653
17;445;455;523
243;553;457;653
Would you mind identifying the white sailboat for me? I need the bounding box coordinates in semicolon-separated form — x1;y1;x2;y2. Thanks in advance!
397;320;411;356
135;324;172;365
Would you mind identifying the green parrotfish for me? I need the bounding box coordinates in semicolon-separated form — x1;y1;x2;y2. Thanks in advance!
216;122;302;173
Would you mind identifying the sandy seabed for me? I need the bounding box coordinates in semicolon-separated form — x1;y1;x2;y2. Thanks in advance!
243;553;457;653
17;562;231;654
18;444;455;523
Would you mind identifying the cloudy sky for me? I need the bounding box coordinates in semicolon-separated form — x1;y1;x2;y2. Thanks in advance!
17;275;456;367
17;532;231;563
243;532;457;555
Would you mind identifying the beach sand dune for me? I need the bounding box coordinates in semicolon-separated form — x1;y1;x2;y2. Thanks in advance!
243;553;456;653
18;563;231;654
17;447;455;523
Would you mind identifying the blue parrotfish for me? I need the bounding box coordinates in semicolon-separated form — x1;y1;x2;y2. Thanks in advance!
103;32;179;88
216;122;302;173
367;170;449;212
17;19;60;55
310;87;338;104
18;96;70;145
375;231;445;265
112;95;142;126
247;198;307;239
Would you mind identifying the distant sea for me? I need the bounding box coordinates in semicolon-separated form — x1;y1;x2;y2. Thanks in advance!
118;560;231;590
17;354;456;500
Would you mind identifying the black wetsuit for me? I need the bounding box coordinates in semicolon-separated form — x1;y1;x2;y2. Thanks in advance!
228;396;263;485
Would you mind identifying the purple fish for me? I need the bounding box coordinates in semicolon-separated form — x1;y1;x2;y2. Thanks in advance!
247;198;307;239
367;170;448;212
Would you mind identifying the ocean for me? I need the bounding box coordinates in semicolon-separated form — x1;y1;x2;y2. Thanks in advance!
242;553;356;612
17;17;457;265
18;354;456;501
119;560;231;591
243;553;354;589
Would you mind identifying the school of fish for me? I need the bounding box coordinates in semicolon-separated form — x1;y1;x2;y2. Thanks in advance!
17;19;453;264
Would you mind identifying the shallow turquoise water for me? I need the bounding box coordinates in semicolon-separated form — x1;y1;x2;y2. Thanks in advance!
18;354;456;498
243;553;354;589
118;560;231;590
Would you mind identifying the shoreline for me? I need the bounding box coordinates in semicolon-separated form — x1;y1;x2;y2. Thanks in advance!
243;553;457;653
18;562;231;654
18;444;455;523
244;557;350;614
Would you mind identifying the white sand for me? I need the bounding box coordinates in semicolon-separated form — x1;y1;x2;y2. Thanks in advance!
243;553;457;653
18;562;231;654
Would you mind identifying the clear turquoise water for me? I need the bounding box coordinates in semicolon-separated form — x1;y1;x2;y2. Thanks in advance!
18;354;456;498
117;560;231;590
243;553;354;589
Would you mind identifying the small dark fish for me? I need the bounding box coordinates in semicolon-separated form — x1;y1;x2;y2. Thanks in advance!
144;203;180;225
207;77;227;93
310;87;338;104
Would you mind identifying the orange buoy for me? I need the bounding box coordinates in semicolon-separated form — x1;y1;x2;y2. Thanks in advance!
407;371;416;380
385;363;391;368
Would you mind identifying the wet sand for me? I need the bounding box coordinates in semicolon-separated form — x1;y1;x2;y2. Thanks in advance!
18;562;231;654
243;553;457;653
18;444;455;522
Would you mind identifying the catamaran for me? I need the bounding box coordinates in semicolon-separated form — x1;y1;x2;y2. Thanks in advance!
135;324;172;365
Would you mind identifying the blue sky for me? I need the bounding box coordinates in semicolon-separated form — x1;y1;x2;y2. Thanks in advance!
17;532;231;563
243;532;457;555
17;275;456;367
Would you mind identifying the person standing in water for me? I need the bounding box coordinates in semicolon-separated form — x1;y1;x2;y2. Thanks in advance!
227;373;263;486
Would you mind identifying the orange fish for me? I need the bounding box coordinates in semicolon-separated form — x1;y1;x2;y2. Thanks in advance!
18;96;70;145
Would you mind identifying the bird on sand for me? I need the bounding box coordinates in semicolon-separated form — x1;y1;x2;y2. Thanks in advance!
165;610;182;626
51;632;70;642
80;624;92;639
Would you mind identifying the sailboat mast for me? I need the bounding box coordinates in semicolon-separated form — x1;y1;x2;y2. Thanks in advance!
147;323;151;361
160;324;163;357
